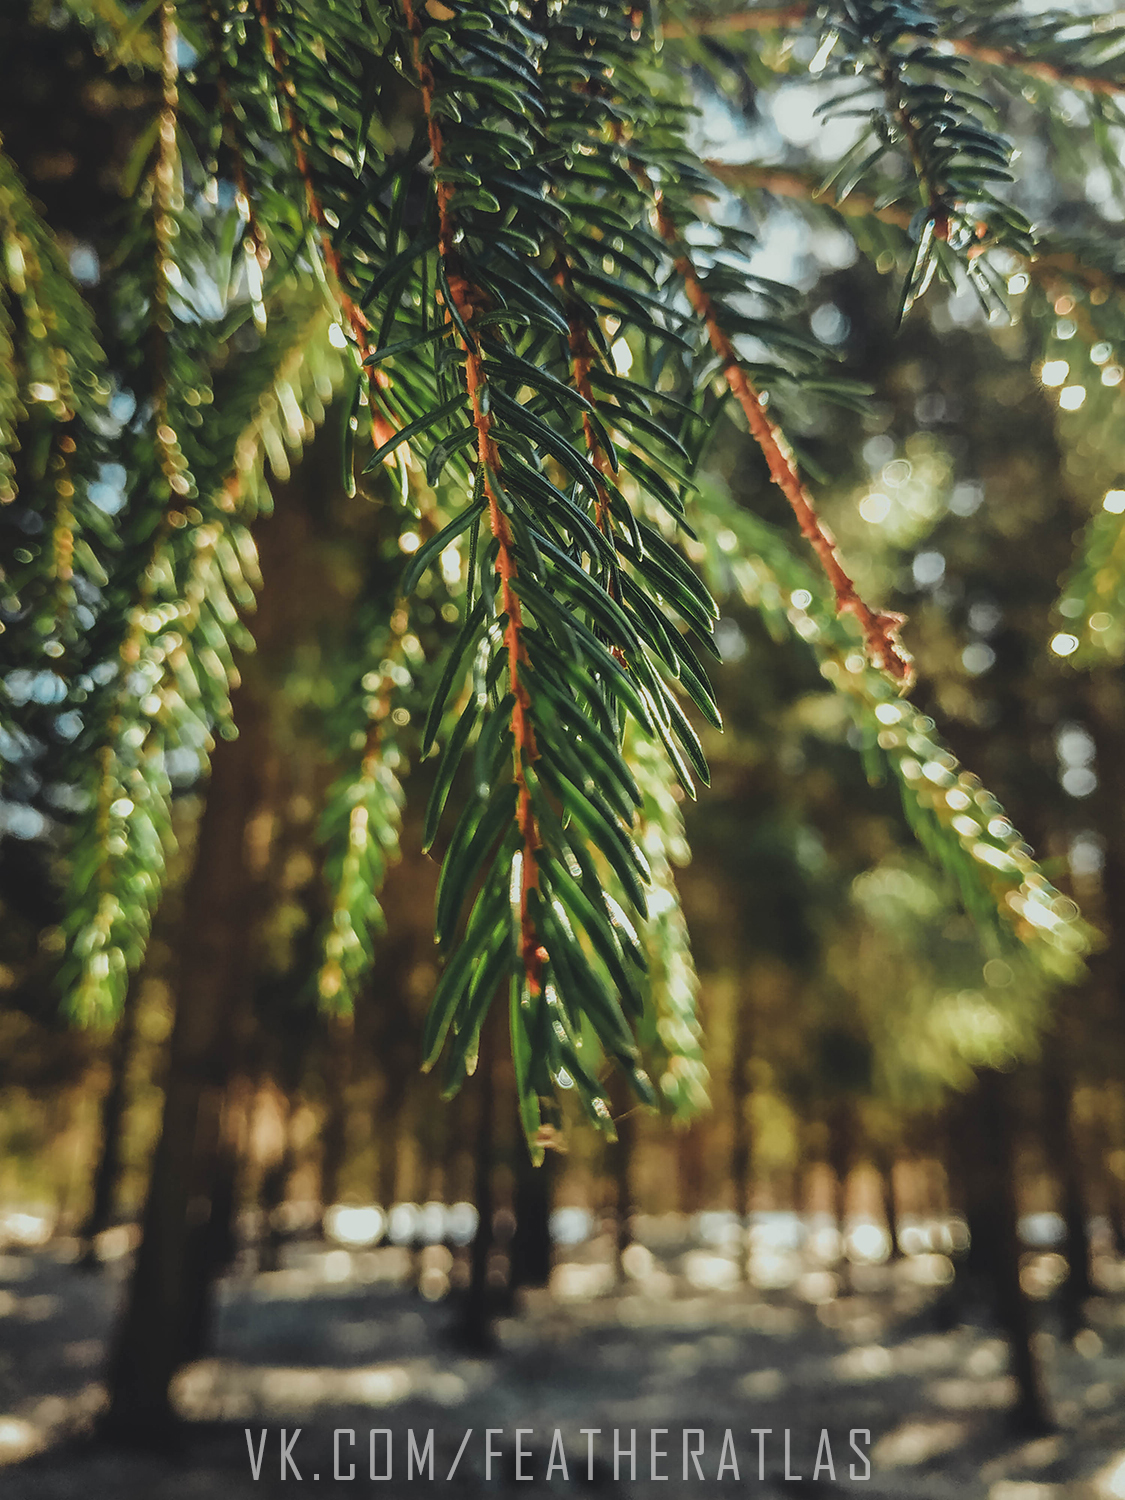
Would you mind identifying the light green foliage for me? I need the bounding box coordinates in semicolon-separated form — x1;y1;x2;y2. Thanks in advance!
625;727;709;1119
0;147;115;699
691;480;1093;980
62;308;349;1022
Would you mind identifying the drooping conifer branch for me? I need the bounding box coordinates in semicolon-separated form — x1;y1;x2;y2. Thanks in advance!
206;4;269;275
152;1;188;502
89;0;185;730
653;198;912;684
317;617;409;1013
585;39;907;680
76;0;189;1019
6;0;1102;1138
401;0;545;998
0;144;90;631
254;0;395;451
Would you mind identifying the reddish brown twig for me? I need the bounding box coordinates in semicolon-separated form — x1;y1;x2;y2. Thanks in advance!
706;160;913;230
708;158;1125;307
654;198;913;684
401;0;545;996
552;256;630;662
944;36;1125;101
663;7;1125;101
660;7;810;40
557;267;615;536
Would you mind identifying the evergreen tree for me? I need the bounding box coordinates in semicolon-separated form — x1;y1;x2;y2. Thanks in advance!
2;0;1122;1436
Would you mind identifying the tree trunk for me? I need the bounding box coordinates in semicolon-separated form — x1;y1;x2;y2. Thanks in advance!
100;698;266;1444
375;1060;411;1211
953;1070;1053;1435
78;972;141;1267
1103;1122;1125;1259
881;1156;903;1261
181;1074;253;1362
729;991;753;1274
676;1120;706;1218
510;1132;554;1293
257;1088;296;1274
827;1101;853;1237
1041;1043;1092;1339
457;1017;497;1351
318;1017;353;1233
827;1101;853;1288
609;1076;636;1280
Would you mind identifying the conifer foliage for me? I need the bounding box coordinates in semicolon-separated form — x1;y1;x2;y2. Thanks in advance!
2;0;1109;1150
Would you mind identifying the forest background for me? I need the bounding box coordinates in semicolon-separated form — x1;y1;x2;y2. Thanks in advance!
3;0;1125;1492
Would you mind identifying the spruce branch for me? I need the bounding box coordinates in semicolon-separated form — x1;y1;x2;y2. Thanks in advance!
942;36;1125;102
707;158;914;229
0;143;112;701
691;487;1094;978
317;619;410;1015
253;0;396;455
624;727;708;1119
204;2;270;278
824;2;1035;318
653;197;912;684
401;0;545;1000
152;1;189;503
316;482;449;1016
62;300;347;1021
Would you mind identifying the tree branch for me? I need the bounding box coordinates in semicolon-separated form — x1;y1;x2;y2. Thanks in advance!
653;194;913;684
707;159;912;229
708;159;1125;304
401;0;545;998
664;7;1125;101
254;0;395;450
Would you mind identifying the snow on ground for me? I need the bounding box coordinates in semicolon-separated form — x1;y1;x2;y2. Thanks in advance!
1;1233;1125;1498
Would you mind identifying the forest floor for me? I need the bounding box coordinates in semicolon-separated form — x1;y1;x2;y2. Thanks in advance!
1;1231;1125;1498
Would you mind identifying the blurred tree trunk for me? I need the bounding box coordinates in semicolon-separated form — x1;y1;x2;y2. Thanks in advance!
953;1069;1052;1435
438;1089;465;1203
376;1119;400;1212
318;1017;353;1232
101;692;268;1443
827;1100;853;1238
181;745;283;1343
729;991;753;1273
1101;1101;1125;1257
78;972;140;1267
676;1120;706;1217
181;1075;252;1362
257;1088;297;1273
877;1151;903;1261
510;1131;554;1293
100;485;309;1444
1105;1164;1125;1259
457;1013;498;1350
374;1042;411;1210
610;1075;635;1279
1040;1040;1092;1338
